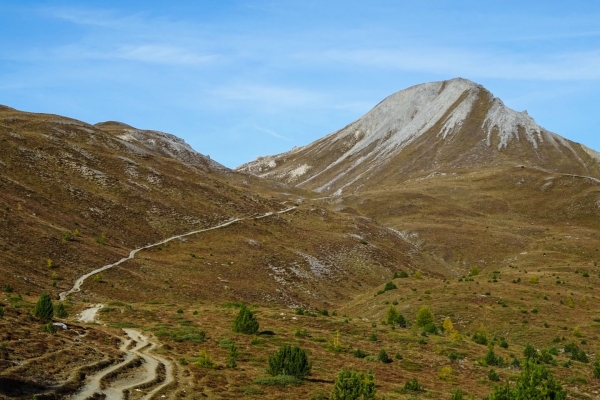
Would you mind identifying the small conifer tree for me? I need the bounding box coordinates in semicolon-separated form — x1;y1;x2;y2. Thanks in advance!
33;293;54;321
54;302;68;318
386;306;400;326
330;369;376;400
443;317;454;333
416;305;434;327
267;344;312;379
487;360;566;399
233;304;259;334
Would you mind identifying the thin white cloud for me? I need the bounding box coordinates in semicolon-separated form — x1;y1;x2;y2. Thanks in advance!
253;125;292;141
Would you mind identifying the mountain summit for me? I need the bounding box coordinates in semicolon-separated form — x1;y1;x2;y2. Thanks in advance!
238;78;599;195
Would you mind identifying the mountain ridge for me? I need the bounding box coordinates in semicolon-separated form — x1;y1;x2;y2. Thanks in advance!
237;78;599;195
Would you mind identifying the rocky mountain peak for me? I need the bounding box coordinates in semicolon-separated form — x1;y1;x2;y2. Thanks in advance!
237;78;599;195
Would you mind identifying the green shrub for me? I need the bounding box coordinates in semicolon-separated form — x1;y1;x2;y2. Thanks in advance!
353;349;367;358
233;304;259;335
486;360;566;400
155;326;206;343
472;330;488;345
295;329;309;338
593;361;600;379
4;284;13;293
195;350;216;368
0;305;4;318
451;390;465;400
484;346;504;366
386;306;399;325
330;369;376;400
368;332;378;342
403;377;424;392
539;349;556;365
219;338;236;349
267;344;312;379
33;293;53;321
54;303;68;318
422;322;438;335
488;369;500;381
226;344;238;368
41;322;56;334
377;350;392;364
253;375;302;386
524;343;538;360
499;338;509;348
564;342;589;363
415;305;434;327
383;281;397;291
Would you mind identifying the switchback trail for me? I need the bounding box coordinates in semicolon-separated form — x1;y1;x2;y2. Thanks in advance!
70;306;174;400
59;207;296;301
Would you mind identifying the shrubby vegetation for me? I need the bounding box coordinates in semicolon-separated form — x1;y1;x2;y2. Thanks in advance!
54;302;68;318
486;360;566;400
267;344;312;379
330;369;376;400
416;305;437;334
33;293;53;321
233;304;259;334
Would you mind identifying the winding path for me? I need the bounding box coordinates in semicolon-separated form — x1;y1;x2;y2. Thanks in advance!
71;305;174;400
59;207;296;301
63;207;296;399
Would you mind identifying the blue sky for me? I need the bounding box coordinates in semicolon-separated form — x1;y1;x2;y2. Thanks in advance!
1;1;599;167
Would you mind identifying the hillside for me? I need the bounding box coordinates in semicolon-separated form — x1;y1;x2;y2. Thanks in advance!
1;86;600;400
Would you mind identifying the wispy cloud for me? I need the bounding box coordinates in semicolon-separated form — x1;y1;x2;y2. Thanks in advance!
82;44;218;65
252;125;292;141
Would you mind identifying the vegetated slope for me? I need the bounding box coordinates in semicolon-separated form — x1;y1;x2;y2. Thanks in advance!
0;105;417;305
237;78;600;277
238;78;600;196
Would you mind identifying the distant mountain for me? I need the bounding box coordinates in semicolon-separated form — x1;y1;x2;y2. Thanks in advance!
237;78;600;195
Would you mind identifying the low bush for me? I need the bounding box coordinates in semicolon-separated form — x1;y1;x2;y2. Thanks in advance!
253;375;302;386
41;322;56;334
233;304;259;335
488;369;500;381
403;377;424;392
330;369;376;400
484;346;504;367
267;344;312;379
564;342;589;363
353;349;367;358
155;326;206;343
377;350;392;364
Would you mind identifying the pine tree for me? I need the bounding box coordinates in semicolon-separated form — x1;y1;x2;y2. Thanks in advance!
416;305;434;327
386;306;400;325
54;302;68;318
443;317;454;333
232;304;259;334
330;369;376;400
487;360;566;400
267;344;312;379
33;293;54;321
